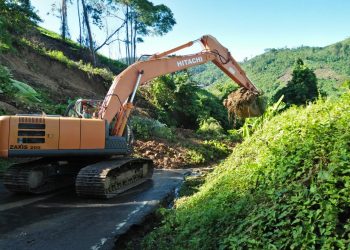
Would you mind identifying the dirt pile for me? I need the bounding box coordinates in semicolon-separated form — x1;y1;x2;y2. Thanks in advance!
223;88;263;118
133;140;188;169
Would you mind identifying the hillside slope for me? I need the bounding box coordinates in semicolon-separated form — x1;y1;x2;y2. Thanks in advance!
144;92;350;249
191;37;350;98
0;28;126;114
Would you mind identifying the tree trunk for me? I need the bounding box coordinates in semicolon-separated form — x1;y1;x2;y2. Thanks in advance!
125;5;131;65
61;0;68;40
133;18;137;62
81;0;96;65
77;0;82;45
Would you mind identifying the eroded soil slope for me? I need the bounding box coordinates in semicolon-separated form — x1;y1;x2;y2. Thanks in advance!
0;47;107;113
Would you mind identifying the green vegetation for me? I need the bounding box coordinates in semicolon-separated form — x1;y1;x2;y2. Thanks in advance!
0;64;66;114
37;27;126;75
20;38;115;82
146;72;229;130
246;40;350;98
273;59;318;105
239;95;285;138
341;79;350;90
196;117;224;138
143;92;350;249
0;0;39;50
185;140;231;165
191;38;350;100
130;116;174;140
206;79;239;101
130;115;232;165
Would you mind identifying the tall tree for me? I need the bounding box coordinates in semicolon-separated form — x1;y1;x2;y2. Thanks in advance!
117;0;176;64
273;59;318;106
50;0;71;40
62;0;175;65
77;0;82;45
61;0;69;39
81;0;96;64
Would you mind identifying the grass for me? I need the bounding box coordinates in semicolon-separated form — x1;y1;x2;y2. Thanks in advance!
143;92;350;249
37;26;126;75
37;26;81;50
20;38;115;82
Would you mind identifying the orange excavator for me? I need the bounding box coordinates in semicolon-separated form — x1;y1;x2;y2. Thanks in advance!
0;35;259;198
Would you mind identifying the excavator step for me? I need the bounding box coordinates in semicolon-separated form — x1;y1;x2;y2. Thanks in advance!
75;157;153;199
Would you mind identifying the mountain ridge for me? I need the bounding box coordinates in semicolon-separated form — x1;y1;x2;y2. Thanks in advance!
190;36;350;98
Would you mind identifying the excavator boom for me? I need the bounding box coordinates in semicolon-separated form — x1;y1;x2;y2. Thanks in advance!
100;35;259;135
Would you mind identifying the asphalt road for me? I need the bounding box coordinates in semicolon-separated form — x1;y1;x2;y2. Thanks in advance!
0;169;188;250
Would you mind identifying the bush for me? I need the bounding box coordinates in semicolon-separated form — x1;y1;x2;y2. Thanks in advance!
0;65;12;87
0;64;68;114
341;79;350;90
130;116;174;140
185;140;231;165
147;71;229;129
226;129;242;141
207;79;238;101
0;64;42;103
196;117;224;138
273;59;318;106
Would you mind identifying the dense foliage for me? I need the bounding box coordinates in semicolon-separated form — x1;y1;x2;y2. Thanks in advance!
143;92;350;249
130;115;174;140
146;72;229;130
0;0;39;50
273;59;318;105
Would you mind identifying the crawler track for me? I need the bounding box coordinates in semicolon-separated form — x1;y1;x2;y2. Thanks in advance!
75;158;153;199
3;159;81;194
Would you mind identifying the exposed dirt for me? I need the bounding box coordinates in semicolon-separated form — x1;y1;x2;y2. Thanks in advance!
0;46;107;104
27;30;124;74
133;140;188;169
278;67;346;83
0;100;21;114
278;68;293;83
28;31;93;65
223;88;263;118
314;68;345;80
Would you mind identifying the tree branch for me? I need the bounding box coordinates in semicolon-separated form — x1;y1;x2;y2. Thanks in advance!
94;19;127;52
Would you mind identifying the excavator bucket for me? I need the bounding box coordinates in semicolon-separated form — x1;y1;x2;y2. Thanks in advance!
223;88;264;118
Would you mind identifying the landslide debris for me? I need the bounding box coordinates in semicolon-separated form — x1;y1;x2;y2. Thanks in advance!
223;88;263;118
133;140;188;169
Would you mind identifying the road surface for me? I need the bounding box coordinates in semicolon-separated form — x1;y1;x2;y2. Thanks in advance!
0;169;188;250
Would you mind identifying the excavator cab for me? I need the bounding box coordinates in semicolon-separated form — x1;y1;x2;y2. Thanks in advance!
64;99;102;118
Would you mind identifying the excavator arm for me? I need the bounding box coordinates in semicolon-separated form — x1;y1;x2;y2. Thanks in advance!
99;35;259;136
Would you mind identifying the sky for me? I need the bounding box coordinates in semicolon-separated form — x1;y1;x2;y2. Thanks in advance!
31;0;350;61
